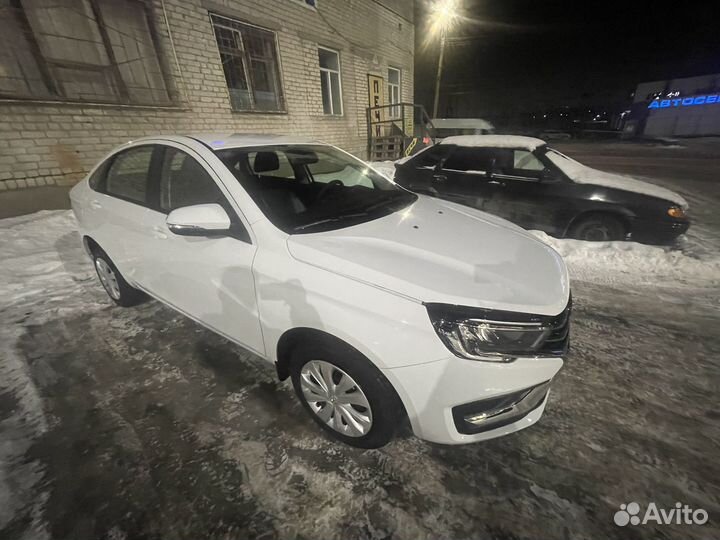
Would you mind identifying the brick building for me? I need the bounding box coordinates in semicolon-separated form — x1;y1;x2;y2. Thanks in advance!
0;0;414;191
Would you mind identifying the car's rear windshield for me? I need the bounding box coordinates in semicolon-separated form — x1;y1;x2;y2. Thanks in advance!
214;144;417;233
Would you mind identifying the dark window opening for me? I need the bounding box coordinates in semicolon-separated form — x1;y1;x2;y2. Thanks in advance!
210;13;285;112
159;148;225;212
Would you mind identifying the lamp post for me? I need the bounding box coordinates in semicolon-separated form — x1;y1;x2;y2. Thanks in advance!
430;0;459;119
432;29;447;118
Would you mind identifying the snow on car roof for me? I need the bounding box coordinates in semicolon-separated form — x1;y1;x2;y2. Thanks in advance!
439;135;545;150
187;133;321;150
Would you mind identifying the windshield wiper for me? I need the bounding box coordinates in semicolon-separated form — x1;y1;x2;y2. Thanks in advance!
292;212;368;231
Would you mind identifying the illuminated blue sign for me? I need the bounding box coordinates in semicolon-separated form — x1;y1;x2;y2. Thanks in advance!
648;94;719;109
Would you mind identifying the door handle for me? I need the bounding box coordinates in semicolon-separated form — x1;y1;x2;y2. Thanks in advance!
432;174;447;182
488;180;506;186
152;226;168;240
90;200;102;209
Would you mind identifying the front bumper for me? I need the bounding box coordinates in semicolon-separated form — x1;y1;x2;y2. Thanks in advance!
382;354;563;444
631;217;689;245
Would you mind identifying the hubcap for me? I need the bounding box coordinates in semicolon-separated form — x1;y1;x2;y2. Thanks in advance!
583;225;610;241
300;360;373;437
95;258;121;300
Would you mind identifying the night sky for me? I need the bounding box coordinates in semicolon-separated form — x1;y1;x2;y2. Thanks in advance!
414;0;720;119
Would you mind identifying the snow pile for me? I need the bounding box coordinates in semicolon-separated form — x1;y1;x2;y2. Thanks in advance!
369;161;397;180
531;230;720;288
545;150;688;208
0;210;94;311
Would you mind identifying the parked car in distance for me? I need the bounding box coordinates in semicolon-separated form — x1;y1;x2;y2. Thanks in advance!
71;134;571;448
430;118;496;141
394;135;690;244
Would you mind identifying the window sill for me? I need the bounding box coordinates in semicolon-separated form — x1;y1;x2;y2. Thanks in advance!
230;108;288;115
0;96;189;112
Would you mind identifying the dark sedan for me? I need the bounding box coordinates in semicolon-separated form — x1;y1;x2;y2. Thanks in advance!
393;135;690;244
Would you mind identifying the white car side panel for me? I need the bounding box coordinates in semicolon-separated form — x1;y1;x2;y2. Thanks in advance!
251;221;450;370
141;209;266;356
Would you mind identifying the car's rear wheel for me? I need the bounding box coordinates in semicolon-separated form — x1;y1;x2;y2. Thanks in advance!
569;214;626;242
289;337;404;448
92;249;144;307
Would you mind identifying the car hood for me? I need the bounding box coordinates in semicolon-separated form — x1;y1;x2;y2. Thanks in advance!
287;196;570;316
546;152;688;209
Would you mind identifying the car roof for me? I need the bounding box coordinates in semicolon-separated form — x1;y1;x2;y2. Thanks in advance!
439;135;546;151
431;118;495;129
132;133;324;151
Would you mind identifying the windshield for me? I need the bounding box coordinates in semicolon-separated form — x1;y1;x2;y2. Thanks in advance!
543;147;587;177
215;144;417;233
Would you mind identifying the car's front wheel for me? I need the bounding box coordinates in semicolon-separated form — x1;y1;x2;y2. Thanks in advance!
290;337;404;448
568;214;626;242
92;249;144;307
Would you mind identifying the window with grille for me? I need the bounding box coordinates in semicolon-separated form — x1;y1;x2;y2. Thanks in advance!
210;13;285;112
318;46;342;115
0;0;171;105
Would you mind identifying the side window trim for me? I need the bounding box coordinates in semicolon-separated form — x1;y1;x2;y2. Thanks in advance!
94;144;159;209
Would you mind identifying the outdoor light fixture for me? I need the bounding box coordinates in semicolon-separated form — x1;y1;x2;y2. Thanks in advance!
429;0;461;118
429;0;460;37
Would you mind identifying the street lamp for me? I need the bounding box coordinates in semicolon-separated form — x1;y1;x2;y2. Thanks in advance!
430;0;460;118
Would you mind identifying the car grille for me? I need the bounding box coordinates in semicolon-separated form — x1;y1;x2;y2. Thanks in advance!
539;295;572;356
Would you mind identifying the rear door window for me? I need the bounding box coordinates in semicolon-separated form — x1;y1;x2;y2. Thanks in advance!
104;146;154;205
443;147;496;173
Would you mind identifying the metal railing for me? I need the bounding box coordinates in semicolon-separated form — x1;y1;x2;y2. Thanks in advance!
366;102;435;161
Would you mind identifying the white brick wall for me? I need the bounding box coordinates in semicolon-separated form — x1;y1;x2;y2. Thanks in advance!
0;0;414;189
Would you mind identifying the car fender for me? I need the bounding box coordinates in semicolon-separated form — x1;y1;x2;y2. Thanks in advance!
252;241;449;371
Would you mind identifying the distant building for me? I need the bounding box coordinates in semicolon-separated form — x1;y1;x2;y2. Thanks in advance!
626;73;720;137
0;0;414;191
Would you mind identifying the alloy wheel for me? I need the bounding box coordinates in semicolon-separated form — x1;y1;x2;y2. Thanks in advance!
299;360;373;437
95;258;121;300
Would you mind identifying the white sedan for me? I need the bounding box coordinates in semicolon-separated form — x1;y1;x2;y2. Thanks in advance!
70;134;570;447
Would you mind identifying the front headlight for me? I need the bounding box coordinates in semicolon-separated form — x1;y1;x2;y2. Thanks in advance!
426;303;562;362
667;206;686;219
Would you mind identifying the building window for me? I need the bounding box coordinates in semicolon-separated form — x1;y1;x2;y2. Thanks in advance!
294;0;317;6
388;66;401;118
318;46;342;115
0;0;171;105
210;13;285;112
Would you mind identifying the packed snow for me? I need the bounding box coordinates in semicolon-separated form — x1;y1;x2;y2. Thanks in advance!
439;135;545;150
530;230;720;289
545;149;689;208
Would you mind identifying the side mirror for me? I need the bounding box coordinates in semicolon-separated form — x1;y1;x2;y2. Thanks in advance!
166;203;231;237
540;168;558;182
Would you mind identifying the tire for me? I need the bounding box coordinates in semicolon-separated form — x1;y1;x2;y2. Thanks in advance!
289;337;404;448
91;248;144;307
568;214;626;242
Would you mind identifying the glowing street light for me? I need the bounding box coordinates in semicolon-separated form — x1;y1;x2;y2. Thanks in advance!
430;0;460;118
